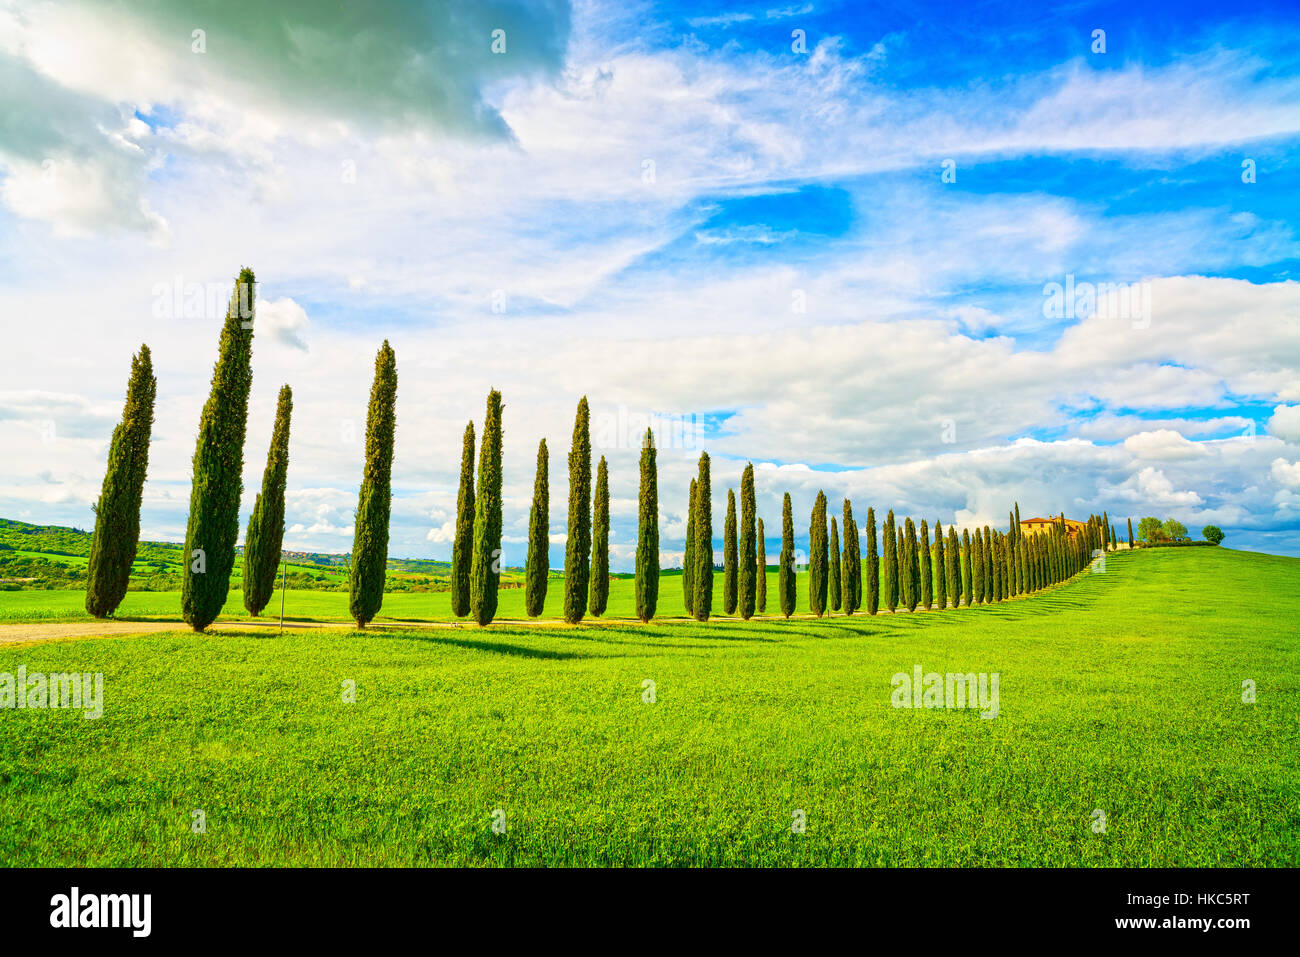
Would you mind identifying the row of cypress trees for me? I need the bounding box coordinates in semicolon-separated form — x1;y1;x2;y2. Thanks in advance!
82;284;1121;630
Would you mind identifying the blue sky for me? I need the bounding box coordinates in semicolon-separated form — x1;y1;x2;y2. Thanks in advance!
1;0;1299;564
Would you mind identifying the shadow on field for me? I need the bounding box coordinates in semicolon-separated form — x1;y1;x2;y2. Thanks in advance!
385;631;589;660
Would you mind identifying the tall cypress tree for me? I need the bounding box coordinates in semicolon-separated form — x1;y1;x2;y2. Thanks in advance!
961;529;973;607
828;517;842;612
182;269;256;632
563;397;591;624
723;488;738;615
525;439;549;618
982;525;994;603
1111;523;1118;551
882;510;898;612
945;525;960;607
842;500;860;616
809;491;828;617
971;528;984;606
242;384;292;616
919;519;932;610
1127;517;1134;548
348;341;398;628
451;421;475;618
992;533;1004;602
467;389;503;627
739;464;756;620
865;507;879;615
692;452;713;621
85;344;156;619
932;520;946;610
1101;510;1111;551
1007;511;1018;596
635;429;659;623
903;517;919;612
683;478;696;615
756;517;768;613
779;492;795;618
589;455;610;617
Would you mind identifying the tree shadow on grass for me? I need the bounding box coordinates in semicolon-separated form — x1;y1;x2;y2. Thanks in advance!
383;631;592;661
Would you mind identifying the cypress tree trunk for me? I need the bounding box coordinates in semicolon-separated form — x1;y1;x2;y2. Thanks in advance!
691;452;713;621
242;384;293;616
182;269;256;632
882;510;898;612
932;520;946;610
945;526;960;607
779;492;795;618
828;516;841;613
756;517;767;613
809;491;828;617
683;478;696;615
635;429;659;623
524;439;549;617
589;456;610;617
469;389;504;626
841;500;859;616
919;519;932;610
563;397;591;624
348;341;398;628
738;464;756;620
451;421;475;618
865;507;879;615
85;344;156;619
723;488;738;615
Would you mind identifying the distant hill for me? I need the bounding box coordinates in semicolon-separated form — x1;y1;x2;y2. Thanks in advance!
0;517;510;592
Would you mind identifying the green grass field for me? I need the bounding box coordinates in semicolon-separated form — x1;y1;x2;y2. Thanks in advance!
0;547;1296;866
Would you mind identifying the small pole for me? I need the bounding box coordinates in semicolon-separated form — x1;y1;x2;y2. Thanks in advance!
279;558;287;634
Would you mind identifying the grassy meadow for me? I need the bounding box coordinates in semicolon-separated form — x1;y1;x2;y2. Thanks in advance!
0;546;1296;866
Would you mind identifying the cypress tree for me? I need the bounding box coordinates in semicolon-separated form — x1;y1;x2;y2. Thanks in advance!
635;429;659;623
242;384;292;616
683;478;696;614
85;344;156;619
468;388;503;627
779;492;795;618
739;464;756;620
723;488;738;615
524;439;549;617
945;525;960;607
451;421;475;618
829;517;842;613
1127;517;1134;548
897;524;907;609
882;510;898;612
992;533;1004;602
982;525;994;603
692;452;713;621
589;455;609;617
563;397;591;624
1007;511;1018;596
961;529;973;606
1111;523;1117;551
842;500;860;616
971;529;984;606
182;269;256;632
919;519;932;610
864;507;879;615
933;520;946;610
348;341;398;628
1101;511;1111;551
756;517;767;613
902;517;919;612
809;491;828;617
